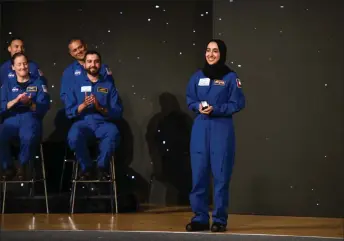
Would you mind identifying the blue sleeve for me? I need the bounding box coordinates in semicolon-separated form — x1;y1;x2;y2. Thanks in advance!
107;84;123;120
0;64;6;86
186;74;200;113
60;68;71;102
64;83;79;119
33;80;51;118
30;62;47;85
211;73;245;117
0;82;9;115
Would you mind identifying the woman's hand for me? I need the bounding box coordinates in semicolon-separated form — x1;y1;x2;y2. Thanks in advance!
199;103;213;115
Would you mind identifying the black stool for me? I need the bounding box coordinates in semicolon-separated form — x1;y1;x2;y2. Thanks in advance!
59;145;76;193
61;144;118;214
0;143;49;214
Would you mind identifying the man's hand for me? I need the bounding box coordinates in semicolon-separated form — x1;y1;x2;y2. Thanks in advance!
91;94;108;115
91;94;100;109
78;92;93;113
84;93;94;106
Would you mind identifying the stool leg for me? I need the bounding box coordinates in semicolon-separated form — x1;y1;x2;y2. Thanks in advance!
2;182;6;214
110;161;114;214
59;160;66;194
30;159;36;215
111;156;118;214
70;161;78;214
40;144;49;214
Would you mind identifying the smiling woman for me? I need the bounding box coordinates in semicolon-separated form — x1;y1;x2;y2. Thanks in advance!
185;39;246;232
0;52;50;181
7;53;33;111
11;52;29;80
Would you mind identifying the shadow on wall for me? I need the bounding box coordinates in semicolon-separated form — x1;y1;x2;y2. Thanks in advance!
146;92;193;206
114;94;150;204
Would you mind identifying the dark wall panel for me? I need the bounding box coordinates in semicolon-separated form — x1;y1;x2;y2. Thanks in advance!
214;0;344;217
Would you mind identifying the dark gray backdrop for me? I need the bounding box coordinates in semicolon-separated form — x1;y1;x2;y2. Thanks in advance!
214;0;344;217
0;0;343;217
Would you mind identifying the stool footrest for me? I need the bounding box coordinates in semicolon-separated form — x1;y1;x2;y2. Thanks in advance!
72;180;115;183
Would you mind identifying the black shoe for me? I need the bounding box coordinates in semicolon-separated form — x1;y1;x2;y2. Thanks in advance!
185;222;210;232
1;167;15;181
97;167;110;181
78;168;92;180
13;167;25;181
211;222;226;232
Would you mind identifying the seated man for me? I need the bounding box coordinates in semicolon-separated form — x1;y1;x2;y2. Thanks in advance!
64;50;122;180
0;53;50;180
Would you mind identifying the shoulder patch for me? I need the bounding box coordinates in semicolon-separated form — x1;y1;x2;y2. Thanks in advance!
38;69;44;76
106;67;112;75
236;78;242;88
42;85;48;93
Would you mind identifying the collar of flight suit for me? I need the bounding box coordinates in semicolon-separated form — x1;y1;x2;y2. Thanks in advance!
81;73;106;84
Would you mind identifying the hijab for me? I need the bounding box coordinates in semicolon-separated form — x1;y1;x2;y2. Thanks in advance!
202;39;232;80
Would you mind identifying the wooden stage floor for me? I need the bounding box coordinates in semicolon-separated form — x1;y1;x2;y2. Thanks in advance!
0;208;342;238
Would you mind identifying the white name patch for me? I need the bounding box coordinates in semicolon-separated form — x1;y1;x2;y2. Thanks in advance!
198;78;210;86
81;86;92;92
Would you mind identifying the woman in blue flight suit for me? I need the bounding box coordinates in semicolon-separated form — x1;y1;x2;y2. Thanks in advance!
185;39;245;232
0;53;50;180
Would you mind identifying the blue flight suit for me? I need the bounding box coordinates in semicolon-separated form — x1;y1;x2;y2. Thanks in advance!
186;70;245;225
64;74;122;171
60;60;114;102
0;60;46;86
0;77;50;170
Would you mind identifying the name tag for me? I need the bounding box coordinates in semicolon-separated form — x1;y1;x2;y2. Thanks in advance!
214;80;225;86
198;78;210;86
97;87;108;94
26;86;38;92
81;86;92;92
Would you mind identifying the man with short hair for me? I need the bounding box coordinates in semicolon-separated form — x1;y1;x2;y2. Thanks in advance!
0;37;45;86
60;38;114;103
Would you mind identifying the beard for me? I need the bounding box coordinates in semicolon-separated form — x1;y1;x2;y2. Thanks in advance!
86;67;99;77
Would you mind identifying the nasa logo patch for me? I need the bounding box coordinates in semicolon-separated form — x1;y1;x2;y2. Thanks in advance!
8;72;15;78
74;69;81;76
